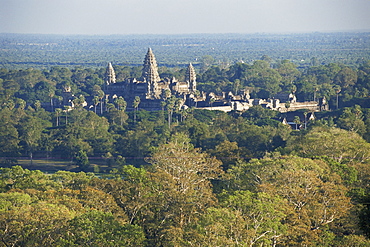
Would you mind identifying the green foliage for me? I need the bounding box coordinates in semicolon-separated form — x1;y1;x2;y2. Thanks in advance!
0;166;59;192
337;105;366;135
242;105;278;121
1;38;370;245
51;170;94;190
59;210;145;246
227;156;352;245
285;126;370;163
75;150;90;172
0;109;19;157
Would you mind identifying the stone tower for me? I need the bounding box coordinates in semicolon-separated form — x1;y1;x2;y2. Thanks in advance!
185;63;197;92
142;48;160;84
105;62;116;85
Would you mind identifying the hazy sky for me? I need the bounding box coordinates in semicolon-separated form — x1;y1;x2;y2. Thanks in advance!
1;0;370;35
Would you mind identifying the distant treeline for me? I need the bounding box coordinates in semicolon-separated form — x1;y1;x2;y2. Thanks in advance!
1;32;369;69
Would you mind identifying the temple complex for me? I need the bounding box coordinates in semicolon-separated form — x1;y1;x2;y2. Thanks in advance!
101;48;328;112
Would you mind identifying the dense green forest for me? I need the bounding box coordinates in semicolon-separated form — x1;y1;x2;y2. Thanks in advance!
1;47;370;245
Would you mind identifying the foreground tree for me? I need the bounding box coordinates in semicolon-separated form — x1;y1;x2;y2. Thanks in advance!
18;115;43;164
58;210;145;246
337;105;366;135
188;191;287;246
286;126;370;163
0;109;19;157
228;156;352;246
0;193;74;247
145;133;224;245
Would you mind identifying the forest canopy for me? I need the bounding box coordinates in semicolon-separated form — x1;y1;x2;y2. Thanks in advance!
1;33;370;246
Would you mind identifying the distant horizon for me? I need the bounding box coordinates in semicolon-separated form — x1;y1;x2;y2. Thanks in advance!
2;29;370;37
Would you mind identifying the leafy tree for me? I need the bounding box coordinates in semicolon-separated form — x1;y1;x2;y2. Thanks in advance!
0;197;74;246
287;126;370;163
211;140;242;171
17;115;43;163
114;96;126;111
75;150;90;172
144;133;223;245
0;109;19;157
335;235;370;247
276;59;301;89
51;170;94;190
60;210;145;246
200;55;215;72
189;191;287;246
52;109;113;157
241;105;278;123
33;81;56;105
337;105;366;135
228;156;352;246
245;60;282;98
334;66;358;89
0;166;59;191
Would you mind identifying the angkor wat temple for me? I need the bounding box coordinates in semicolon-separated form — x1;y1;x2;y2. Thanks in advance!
101;48;328;113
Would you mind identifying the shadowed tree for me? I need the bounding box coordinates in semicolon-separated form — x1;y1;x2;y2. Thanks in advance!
293;116;301;130
18;115;43;164
133;96;140;123
55;108;62;127
333;85;341;110
92;96;99;114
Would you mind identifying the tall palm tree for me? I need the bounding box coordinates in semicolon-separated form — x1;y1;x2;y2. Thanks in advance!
133;96;141;123
293;116;301;130
55;108;62;126
333;85;341;110
303;111;308;129
114;96;127;111
93;96;99;114
48;89;55;112
64;106;70;125
166;96;176;129
97;90;105;115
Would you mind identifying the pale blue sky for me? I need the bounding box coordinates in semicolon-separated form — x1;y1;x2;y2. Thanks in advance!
1;0;370;34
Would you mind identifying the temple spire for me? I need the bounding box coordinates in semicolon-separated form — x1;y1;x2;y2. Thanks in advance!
105;62;116;85
142;48;160;84
185;63;197;91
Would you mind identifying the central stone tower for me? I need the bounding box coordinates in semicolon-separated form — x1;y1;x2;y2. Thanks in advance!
142;48;160;84
142;48;161;98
